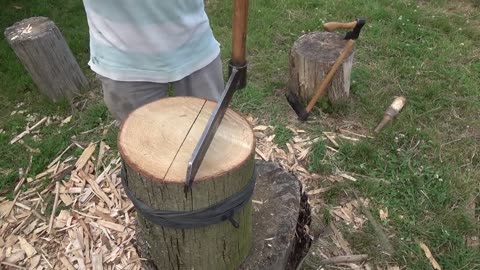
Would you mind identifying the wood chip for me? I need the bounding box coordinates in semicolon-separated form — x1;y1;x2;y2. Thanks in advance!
253;125;270;131
6;250;26;264
97;220;125;232
379;208;388;221
75;143;96;171
14;155;33;195
92;253;104;270
1;262;26;269
330;223;352;255
82;171;114;208
307;187;331;195
48;181;60;234
10;116;48;144
48;143;74;169
59;193;73;206
323;132;339;148
255;148;268;161
339;128;374;139
418;241;442;270
338;134;360;142
29;255;41;268
59;254;76;270
60;115;72;126
322;254;368;264
339;173;357;182
18;236;36;258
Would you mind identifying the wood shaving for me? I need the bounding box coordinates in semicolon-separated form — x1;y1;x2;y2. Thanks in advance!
0;141;142;269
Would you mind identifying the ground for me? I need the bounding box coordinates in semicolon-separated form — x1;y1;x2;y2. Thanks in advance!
0;0;479;269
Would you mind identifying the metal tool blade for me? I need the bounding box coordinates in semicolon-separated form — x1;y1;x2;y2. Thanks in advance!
185;67;240;191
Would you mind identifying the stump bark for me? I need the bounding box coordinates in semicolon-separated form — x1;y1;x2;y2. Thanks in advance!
288;31;354;106
118;96;255;270
4;16;88;102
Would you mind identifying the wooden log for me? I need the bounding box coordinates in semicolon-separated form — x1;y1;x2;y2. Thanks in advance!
4;16;88;102
288;31;355;106
118;96;255;270
136;160;309;270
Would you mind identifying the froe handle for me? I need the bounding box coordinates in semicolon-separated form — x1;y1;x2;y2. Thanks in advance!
229;0;249;90
305;39;356;113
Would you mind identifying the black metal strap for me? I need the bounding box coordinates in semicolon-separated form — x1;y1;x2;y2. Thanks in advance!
120;161;256;229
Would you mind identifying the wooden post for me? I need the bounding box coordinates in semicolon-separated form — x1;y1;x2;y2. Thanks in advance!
288;31;355;106
4;16;88;102
118;97;255;270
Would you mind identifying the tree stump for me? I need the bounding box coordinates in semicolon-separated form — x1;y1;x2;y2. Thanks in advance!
288;31;355;106
4;16;88;102
118;96;255;270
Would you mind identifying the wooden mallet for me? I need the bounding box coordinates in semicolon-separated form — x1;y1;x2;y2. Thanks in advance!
286;18;366;121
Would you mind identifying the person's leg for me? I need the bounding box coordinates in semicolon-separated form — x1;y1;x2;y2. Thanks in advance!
98;75;169;123
171;54;224;101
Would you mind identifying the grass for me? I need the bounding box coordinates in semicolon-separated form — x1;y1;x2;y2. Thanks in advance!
1;0;479;269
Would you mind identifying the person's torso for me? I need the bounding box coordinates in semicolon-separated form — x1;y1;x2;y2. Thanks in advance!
82;0;220;82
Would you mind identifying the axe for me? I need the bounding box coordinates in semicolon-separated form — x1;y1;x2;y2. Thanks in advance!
286;18;366;121
185;0;249;191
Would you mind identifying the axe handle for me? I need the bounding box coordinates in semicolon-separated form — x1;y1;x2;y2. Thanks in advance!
323;21;357;32
305;39;355;113
232;0;249;66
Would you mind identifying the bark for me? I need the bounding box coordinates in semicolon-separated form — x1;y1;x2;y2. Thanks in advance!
288;31;354;106
118;97;256;270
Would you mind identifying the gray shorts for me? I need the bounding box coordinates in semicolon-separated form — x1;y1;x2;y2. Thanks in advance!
97;54;224;123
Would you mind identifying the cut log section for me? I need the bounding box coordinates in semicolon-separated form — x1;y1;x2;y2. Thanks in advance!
288;31;355;106
118;96;256;270
4;16;88;102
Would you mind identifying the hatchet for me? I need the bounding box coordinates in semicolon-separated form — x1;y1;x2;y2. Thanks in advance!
286;17;366;121
185;0;249;191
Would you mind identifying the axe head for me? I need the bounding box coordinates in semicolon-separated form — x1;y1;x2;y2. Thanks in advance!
344;18;366;40
286;92;310;121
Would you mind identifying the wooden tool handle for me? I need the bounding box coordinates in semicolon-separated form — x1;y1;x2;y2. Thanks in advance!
305;39;356;112
232;0;249;66
323;21;357;32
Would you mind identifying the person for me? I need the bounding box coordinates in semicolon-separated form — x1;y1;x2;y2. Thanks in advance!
81;0;224;123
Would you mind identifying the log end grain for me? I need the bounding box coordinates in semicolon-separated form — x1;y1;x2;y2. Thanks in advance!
293;32;354;63
118;96;255;184
4;16;53;43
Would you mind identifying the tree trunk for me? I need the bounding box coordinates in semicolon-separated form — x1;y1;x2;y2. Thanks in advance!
288;31;354;106
4;16;88;102
118;96;255;270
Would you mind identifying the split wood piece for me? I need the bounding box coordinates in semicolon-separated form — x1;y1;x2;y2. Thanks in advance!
118;96;255;270
10;117;47;144
4;17;88;102
288;31;354;106
14;155;33;195
47;181;60;234
418;241;442;270
75;143;97;171
322;254;368;264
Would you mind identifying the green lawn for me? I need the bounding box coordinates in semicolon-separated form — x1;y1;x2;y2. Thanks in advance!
1;0;479;269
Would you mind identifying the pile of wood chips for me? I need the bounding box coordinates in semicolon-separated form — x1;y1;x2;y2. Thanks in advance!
0;114;374;270
0;141;141;270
